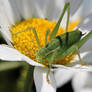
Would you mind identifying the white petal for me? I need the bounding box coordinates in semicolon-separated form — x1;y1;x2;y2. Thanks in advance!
54;68;74;87
43;0;65;21
0;13;12;43
72;72;92;92
81;51;92;64
53;64;92;72
38;0;83;21
71;3;83;21
79;88;92;92
72;65;92;72
71;51;92;65
9;0;24;22
0;0;15;24
72;72;88;92
0;6;13;46
72;0;92;22
79;13;92;30
16;0;44;19
23;56;44;67
80;0;92;18
0;44;44;67
34;67;56;92
0;45;24;61
67;0;83;16
32;0;44;18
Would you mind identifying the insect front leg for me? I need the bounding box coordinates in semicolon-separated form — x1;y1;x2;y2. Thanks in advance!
46;52;57;83
74;45;84;65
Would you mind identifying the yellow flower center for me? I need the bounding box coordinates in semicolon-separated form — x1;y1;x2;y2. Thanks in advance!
10;18;80;65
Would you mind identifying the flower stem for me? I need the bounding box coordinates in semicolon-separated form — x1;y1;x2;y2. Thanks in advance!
24;65;35;92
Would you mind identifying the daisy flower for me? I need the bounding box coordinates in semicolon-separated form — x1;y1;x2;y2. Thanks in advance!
0;0;92;92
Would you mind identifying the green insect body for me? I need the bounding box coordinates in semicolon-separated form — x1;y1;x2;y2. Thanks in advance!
36;29;82;63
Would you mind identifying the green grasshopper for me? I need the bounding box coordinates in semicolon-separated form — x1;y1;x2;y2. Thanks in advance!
15;2;92;81
36;2;92;66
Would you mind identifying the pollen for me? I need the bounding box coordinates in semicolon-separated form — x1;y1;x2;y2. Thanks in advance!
10;18;80;65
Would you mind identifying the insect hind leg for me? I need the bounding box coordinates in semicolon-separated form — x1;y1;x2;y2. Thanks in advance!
74;45;86;65
65;2;70;45
46;52;57;83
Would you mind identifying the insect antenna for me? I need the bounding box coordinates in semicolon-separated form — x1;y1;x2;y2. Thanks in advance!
13;27;42;57
65;2;70;45
45;29;50;45
30;31;38;53
22;50;36;57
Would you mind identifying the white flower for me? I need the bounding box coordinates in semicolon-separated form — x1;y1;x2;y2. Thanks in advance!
0;0;92;92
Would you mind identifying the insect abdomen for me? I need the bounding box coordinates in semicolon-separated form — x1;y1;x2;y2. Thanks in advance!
46;29;82;51
58;29;82;46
